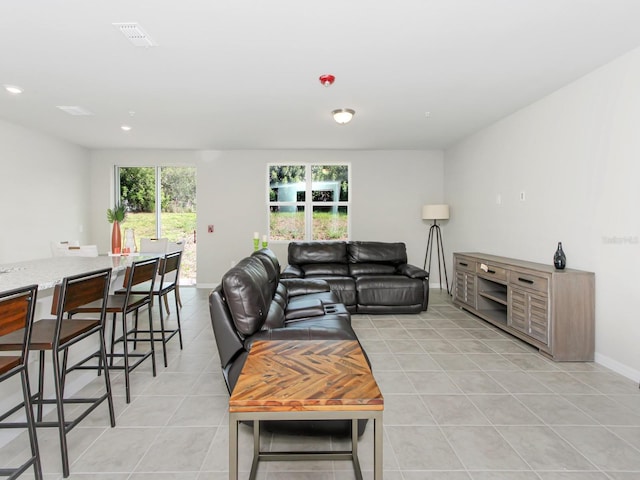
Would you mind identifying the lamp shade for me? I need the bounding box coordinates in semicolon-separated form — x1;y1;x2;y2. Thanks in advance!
422;204;450;220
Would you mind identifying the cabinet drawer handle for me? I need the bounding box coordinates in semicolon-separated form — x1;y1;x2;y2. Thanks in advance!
518;277;534;284
459;262;468;267
487;269;496;274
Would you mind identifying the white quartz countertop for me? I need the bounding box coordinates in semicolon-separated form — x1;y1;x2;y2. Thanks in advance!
0;255;144;292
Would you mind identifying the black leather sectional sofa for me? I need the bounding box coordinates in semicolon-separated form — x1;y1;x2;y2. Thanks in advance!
282;241;430;313
208;248;367;435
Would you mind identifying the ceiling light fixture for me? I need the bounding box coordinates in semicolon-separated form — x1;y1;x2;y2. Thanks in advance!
4;85;23;95
319;74;335;87
332;108;355;125
121;125;132;131
56;106;94;116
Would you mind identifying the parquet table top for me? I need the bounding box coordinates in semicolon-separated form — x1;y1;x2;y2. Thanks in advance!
229;340;383;413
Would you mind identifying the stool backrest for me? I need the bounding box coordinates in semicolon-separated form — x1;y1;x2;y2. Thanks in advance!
128;258;160;288
55;269;111;312
51;269;112;341
0;284;38;370
162;251;182;276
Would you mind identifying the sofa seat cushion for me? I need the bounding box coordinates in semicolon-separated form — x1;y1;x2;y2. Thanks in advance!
306;276;357;307
287;291;339;309
284;316;356;336
284;297;325;321
356;275;424;306
244;316;357;350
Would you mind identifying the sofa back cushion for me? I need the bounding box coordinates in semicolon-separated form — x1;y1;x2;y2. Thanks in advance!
251;249;280;298
222;257;270;336
252;248;281;283
348;241;407;265
349;263;397;276
302;263;350;277
288;241;348;265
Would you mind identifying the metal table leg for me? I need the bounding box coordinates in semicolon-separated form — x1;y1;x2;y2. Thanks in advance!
229;413;238;480
374;412;383;480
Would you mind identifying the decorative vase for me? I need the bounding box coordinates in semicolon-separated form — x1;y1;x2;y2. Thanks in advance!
123;228;136;254
553;242;566;270
111;221;122;254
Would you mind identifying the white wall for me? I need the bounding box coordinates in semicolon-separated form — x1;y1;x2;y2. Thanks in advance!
0;120;91;442
444;46;640;380
89;149;444;286
0;119;90;263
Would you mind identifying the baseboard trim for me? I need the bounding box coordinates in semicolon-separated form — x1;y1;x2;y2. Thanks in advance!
196;282;218;289
595;352;640;383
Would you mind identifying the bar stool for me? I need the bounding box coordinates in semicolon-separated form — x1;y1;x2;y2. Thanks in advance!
0;284;43;480
0;269;114;478
137;251;183;367
166;239;185;311
73;257;159;403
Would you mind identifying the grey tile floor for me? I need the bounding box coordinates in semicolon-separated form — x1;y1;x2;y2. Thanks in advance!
3;288;640;479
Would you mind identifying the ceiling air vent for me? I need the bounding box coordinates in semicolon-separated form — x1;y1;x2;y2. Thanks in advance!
113;22;156;47
56;106;94;116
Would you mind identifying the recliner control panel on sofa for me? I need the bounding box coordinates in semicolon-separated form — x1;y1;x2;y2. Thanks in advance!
282;241;429;313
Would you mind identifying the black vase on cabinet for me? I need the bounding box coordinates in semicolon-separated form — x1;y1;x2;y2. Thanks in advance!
553;242;566;270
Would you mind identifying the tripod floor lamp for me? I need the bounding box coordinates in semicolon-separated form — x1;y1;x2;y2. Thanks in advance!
422;204;450;294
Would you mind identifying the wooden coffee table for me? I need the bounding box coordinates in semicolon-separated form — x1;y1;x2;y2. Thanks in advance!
229;339;384;480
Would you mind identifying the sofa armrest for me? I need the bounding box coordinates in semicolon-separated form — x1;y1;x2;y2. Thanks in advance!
397;263;429;279
281;278;331;296
281;264;303;278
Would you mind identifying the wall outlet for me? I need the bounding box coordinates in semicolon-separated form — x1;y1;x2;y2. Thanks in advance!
520;191;526;201
207;224;214;233
496;194;502;205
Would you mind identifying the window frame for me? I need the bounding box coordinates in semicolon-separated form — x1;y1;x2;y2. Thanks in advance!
267;163;351;242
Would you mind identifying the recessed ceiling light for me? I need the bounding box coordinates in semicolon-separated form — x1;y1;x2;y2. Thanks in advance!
4;85;23;95
57;106;94;116
121;125;132;131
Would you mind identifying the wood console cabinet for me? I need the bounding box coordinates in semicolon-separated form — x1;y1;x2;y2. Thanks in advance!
453;253;595;361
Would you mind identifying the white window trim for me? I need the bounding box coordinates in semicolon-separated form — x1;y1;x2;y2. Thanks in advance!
267;163;351;241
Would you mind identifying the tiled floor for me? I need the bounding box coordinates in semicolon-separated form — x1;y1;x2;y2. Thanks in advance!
2;288;640;479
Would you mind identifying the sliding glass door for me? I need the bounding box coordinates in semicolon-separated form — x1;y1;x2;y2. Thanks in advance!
117;166;197;285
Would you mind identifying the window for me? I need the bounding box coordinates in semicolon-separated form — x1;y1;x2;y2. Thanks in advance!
268;164;350;241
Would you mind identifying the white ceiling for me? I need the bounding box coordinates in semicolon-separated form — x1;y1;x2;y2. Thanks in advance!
2;0;640;150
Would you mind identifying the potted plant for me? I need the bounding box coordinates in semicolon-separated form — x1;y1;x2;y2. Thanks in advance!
107;205;126;254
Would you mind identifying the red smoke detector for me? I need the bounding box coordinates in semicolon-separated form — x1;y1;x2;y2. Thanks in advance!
319;74;335;87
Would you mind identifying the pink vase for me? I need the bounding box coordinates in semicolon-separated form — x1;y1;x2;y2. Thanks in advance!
111;221;122;254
